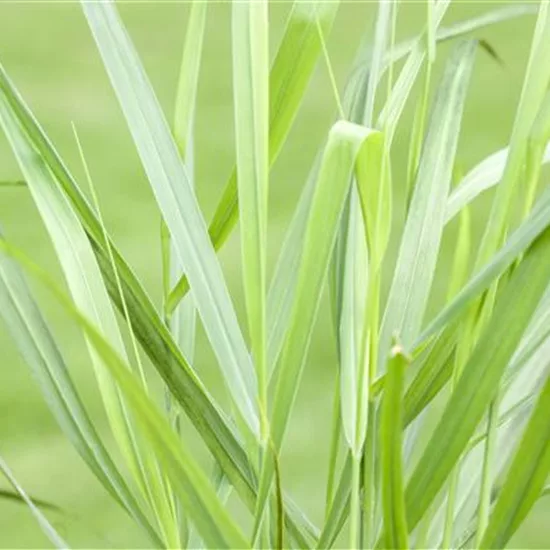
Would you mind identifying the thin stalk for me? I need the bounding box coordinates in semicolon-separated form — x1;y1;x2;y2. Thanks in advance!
325;382;342;518
362;399;377;548
475;396;500;546
316;13;346;120
350;454;362;549
405;56;432;207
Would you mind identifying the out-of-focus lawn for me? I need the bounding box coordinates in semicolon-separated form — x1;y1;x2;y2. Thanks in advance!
0;2;547;548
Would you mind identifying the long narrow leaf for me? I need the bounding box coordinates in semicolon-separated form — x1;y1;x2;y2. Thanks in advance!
253;122;382;537
81;0;259;436
480;373;550;548
232;0;269;439
379;40;476;367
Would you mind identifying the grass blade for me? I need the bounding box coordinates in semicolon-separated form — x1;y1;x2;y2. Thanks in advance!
0;457;68;549
419;186;550;345
0;490;59;513
232;0;269;440
388;4;536;67
173;0;206;158
378;0;451;142
446;145;550;224
380;344;410;549
253;122;382;538
480;374;550;548
379;40;476;367
81;0;259;437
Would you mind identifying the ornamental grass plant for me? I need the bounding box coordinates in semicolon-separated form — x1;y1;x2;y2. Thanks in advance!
0;1;550;548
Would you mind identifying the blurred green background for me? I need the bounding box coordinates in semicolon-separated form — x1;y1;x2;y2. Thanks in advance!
0;1;548;548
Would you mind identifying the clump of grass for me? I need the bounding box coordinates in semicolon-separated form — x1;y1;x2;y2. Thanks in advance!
0;1;549;548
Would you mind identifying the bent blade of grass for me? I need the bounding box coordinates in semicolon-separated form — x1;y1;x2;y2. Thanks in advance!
252;122;382;538
0;244;162;547
0;241;249;550
0;59;315;544
232;0;269;441
81;0;259;438
403;224;550;533
380;344;410;549
168;0;340;310
480;374;550;548
379;40;476;368
0;457;68;549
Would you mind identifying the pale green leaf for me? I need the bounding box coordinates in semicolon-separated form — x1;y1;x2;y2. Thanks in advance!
379;40;476;367
232;0;269;437
254;122;382;537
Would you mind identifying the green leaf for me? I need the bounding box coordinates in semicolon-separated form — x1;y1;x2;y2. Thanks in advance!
0;489;59;513
232;0;269;438
0;457;68;549
480;374;550;548
253;122;382;537
380;344;410;549
379;40;476;367
168;0;340;311
404;224;550;533
81;0;259;437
